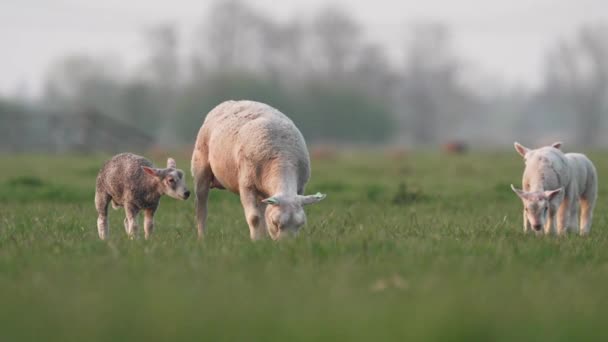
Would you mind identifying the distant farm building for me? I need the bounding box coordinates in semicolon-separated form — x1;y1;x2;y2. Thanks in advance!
0;108;154;153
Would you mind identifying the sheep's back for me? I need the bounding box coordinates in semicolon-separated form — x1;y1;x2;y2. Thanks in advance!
201;100;311;192
566;153;597;196
97;153;152;202
522;147;570;192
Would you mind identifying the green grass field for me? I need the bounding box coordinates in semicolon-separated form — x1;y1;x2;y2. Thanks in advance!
0;151;607;341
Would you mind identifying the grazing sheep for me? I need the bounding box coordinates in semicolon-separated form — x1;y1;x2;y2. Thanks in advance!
191;100;326;240
511;142;597;235
95;153;190;240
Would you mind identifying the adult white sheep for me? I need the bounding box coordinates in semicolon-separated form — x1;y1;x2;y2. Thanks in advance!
191;100;326;240
511;142;597;235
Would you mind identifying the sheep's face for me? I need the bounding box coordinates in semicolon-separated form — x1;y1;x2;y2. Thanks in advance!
523;196;549;230
262;193;326;240
264;202;306;240
142;158;190;200
162;168;190;200
511;185;562;231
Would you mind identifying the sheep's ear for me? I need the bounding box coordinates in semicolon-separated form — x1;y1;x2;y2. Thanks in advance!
167;158;177;169
262;197;280;206
545;188;563;200
511;184;527;199
299;192;327;206
142;166;161;177
551;142;562;150
514;142;529;157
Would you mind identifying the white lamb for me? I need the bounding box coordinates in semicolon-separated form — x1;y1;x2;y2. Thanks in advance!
511;142;598;235
191;100;326;240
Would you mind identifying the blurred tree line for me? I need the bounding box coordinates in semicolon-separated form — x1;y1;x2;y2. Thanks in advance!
2;0;608;149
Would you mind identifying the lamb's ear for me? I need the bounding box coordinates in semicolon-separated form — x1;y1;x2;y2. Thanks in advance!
511;184;527;199
142;166;161;177
299;192;327;206
551;142;563;150
262;197;280;206
514;142;529;157
545;188;563;200
167;158;176;169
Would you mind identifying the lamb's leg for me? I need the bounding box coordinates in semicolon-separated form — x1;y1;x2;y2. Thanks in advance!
580;189;597;236
239;187;267;241
523;209;531;234
580;199;595;236
124;205;140;239
95;191;110;240
143;208;155;240
555;198;570;236
544;213;556;235
580;163;599;236
568;199;580;233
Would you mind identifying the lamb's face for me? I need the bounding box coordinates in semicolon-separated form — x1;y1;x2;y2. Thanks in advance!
523;196;550;231
264;201;307;240
162;169;190;200
142;157;190;201
511;185;563;232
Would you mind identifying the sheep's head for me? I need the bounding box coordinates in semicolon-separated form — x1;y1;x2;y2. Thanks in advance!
514;141;562;159
142;158;190;200
511;185;562;231
262;192;326;240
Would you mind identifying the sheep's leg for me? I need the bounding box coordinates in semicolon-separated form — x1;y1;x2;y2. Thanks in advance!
544;213;556;235
555;198;570;236
195;184;210;239
124;205;140;239
568;199;580;233
580;198;594;236
143;208;156;240
95;191;110;240
193;165;212;239
523;209;531;234
239;188;267;241
580;191;597;236
580;164;598;236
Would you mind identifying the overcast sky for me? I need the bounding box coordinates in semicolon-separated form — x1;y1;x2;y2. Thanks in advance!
0;0;606;97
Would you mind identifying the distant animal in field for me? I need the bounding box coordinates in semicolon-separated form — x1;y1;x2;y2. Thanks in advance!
441;141;468;154
310;144;337;161
511;142;597;235
191;100;326;240
95;153;190;240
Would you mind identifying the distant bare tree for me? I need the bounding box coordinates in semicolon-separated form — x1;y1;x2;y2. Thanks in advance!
45;56;110;103
310;7;361;78
198;0;268;72
44;55;125;119
544;24;608;146
258;20;308;82
354;44;396;99
401;23;473;145
138;24;181;140
142;24;180;88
